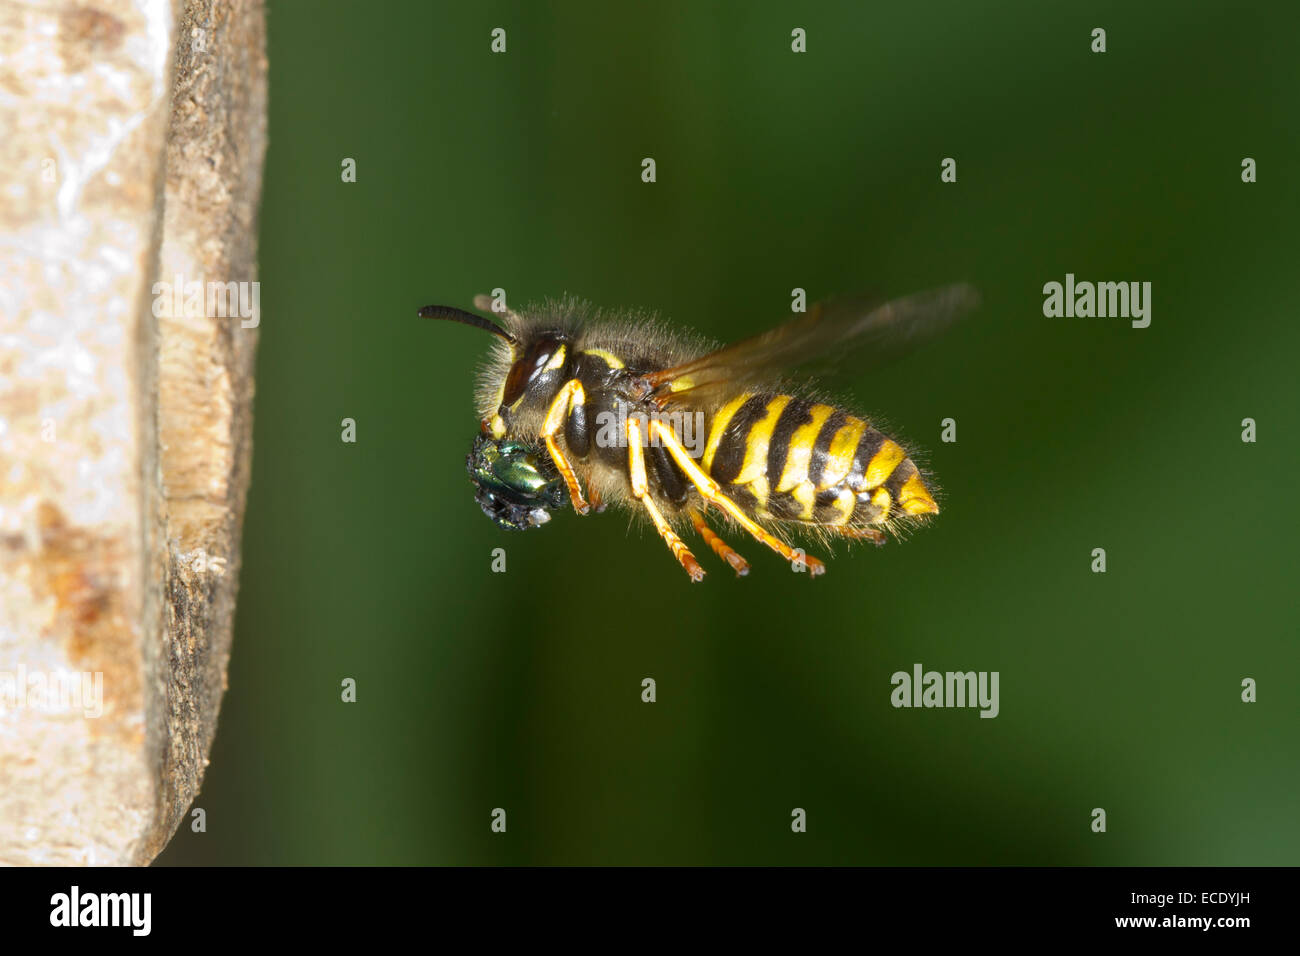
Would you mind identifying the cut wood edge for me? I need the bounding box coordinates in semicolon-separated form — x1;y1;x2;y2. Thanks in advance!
0;0;267;866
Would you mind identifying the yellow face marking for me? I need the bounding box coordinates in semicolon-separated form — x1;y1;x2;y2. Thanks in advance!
542;344;567;373
580;347;624;369
862;439;905;490
820;418;866;489
777;403;835;492
899;472;939;515
735;396;791;485
870;486;892;520
702;393;752;472
506;345;567;411
488;414;506;438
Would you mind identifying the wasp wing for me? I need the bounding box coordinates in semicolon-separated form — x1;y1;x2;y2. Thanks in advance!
642;284;979;407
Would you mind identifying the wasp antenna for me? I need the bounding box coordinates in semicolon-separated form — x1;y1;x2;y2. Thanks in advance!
418;304;517;344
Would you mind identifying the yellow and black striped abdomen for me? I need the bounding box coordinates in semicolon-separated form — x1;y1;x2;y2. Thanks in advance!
700;393;938;529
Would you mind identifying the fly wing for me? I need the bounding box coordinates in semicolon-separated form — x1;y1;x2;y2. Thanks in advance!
643;284;979;407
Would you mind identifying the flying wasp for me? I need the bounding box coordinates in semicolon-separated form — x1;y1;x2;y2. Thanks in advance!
420;287;977;581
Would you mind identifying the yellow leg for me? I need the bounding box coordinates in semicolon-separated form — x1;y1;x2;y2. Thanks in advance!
647;419;826;576
586;480;605;513
627;417;705;582
689;507;750;577
540;379;590;515
837;526;887;546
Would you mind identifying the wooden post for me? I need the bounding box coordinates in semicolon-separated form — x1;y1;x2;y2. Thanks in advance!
0;0;267;865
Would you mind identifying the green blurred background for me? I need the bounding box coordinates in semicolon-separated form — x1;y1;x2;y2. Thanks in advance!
158;0;1299;865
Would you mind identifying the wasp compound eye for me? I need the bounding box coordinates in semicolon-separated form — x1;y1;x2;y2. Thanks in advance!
466;433;566;531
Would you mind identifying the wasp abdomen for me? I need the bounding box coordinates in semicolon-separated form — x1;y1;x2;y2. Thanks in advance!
701;393;937;528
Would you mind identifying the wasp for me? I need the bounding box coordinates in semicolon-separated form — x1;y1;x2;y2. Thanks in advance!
420;286;977;581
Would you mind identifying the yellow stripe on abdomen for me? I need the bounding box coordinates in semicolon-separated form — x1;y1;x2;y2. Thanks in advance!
732;396;790;486
701;393;752;473
700;393;939;529
776;403;836;492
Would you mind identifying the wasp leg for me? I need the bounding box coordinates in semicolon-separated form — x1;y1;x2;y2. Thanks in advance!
836;526;887;546
627;417;705;582
540;379;591;515
646;419;826;576
688;507;750;577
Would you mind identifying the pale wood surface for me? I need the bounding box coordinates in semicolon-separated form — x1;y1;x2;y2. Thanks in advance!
0;0;267;865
